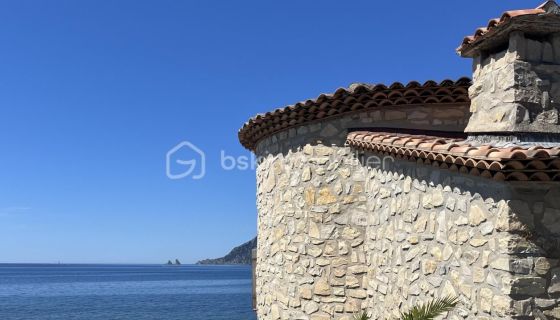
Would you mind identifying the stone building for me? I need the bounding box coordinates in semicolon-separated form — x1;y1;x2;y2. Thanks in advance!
238;2;560;319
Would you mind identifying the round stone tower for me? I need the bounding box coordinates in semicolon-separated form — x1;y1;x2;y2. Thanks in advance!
240;3;560;319
239;80;471;319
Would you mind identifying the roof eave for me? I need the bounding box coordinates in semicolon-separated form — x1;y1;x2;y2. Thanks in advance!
458;14;560;58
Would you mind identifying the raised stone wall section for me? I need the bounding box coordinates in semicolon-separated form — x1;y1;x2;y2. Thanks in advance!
467;32;560;133
254;105;469;158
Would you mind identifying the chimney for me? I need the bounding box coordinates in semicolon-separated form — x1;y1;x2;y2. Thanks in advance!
458;1;560;141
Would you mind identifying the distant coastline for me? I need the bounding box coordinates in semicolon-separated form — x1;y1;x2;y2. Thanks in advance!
196;237;256;265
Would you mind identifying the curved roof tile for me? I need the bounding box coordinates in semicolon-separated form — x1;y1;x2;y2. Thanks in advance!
239;78;471;150
457;1;559;56
346;131;560;182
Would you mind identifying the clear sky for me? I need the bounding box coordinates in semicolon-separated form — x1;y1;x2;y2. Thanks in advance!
0;0;539;264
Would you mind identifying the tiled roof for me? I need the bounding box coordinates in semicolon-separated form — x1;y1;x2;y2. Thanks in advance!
458;1;560;57
239;78;471;151
346;131;560;182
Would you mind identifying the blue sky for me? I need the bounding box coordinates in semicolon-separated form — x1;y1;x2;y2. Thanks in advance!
0;0;538;263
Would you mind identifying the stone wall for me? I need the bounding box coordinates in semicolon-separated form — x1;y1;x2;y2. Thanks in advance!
255;118;370;320
254;115;560;319
255;104;469;158
360;153;560;319
467;32;560;133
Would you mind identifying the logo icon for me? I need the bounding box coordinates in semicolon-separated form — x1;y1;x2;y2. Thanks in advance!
166;141;206;180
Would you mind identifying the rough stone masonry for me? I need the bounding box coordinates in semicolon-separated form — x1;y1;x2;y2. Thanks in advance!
240;2;560;319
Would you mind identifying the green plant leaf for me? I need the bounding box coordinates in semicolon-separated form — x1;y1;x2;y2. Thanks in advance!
400;296;459;320
353;310;371;320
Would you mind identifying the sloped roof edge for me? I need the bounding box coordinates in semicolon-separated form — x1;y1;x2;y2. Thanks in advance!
458;1;560;57
239;78;471;151
347;131;560;182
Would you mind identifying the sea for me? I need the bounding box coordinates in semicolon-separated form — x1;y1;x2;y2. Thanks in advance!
0;264;257;320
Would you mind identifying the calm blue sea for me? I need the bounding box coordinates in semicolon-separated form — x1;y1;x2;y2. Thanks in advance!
0;264;257;320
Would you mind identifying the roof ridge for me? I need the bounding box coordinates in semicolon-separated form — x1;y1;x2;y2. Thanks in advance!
458;1;560;56
538;0;560;13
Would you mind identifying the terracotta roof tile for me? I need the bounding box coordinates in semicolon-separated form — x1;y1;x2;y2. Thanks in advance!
346;131;560;182
458;1;560;57
239;78;471;151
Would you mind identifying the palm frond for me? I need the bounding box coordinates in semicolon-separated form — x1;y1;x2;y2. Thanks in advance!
353;310;371;320
400;296;458;320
